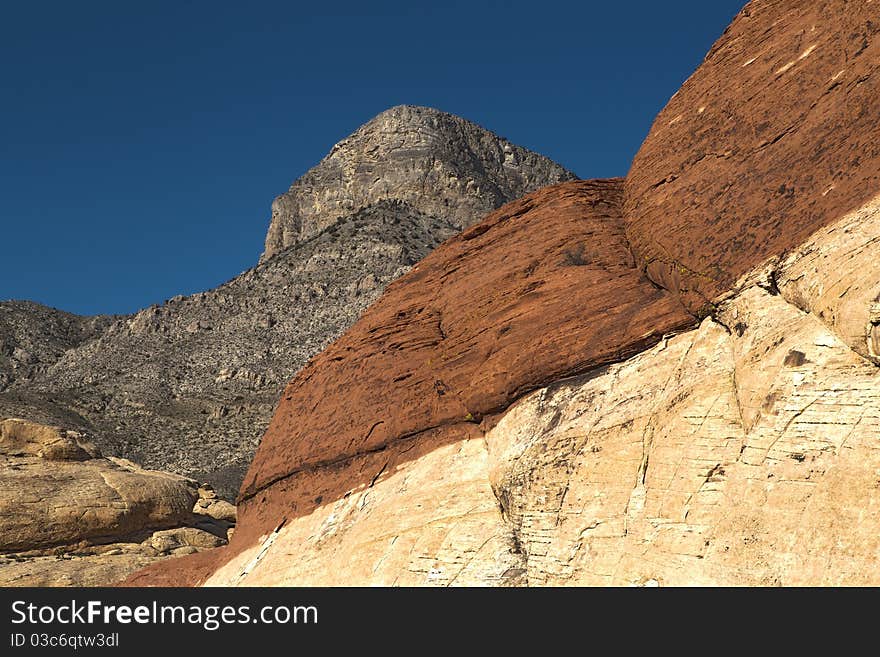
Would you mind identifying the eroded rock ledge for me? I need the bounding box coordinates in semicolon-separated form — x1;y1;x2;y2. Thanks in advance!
0;419;235;586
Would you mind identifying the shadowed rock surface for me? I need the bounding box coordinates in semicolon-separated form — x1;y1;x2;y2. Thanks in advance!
262;105;576;260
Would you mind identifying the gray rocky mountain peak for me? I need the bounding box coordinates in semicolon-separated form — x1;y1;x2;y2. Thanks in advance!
0;107;576;499
261;105;575;260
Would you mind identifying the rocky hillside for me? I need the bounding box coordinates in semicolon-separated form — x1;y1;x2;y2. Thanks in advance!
262;105;575;260
0;114;574;499
2;203;457;497
126;0;880;587
0;301;114;391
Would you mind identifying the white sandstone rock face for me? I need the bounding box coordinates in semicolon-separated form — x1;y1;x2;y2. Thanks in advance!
775;195;880;366
488;288;879;586
203;195;879;587
205;435;524;586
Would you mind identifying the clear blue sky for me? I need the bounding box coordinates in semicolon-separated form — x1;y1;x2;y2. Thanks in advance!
1;0;745;316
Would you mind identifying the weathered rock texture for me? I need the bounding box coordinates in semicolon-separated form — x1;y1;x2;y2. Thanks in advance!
126;0;880;587
625;0;880;312
1;117;572;499
205;434;525;586
484;292;879;585
0;418;235;586
0;419;198;551
262;105;575;260
0;553;163;588
775;195;880;365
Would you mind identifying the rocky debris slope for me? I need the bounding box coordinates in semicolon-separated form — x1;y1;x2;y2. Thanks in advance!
125;0;880;587
1;114;573;500
0;301;113;391
0;418;235;586
262;105;575;260
624;0;880;312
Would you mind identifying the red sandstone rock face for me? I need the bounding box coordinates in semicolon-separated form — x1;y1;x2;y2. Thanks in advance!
126;0;880;587
625;0;880;311
241;179;692;503
124;180;695;585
